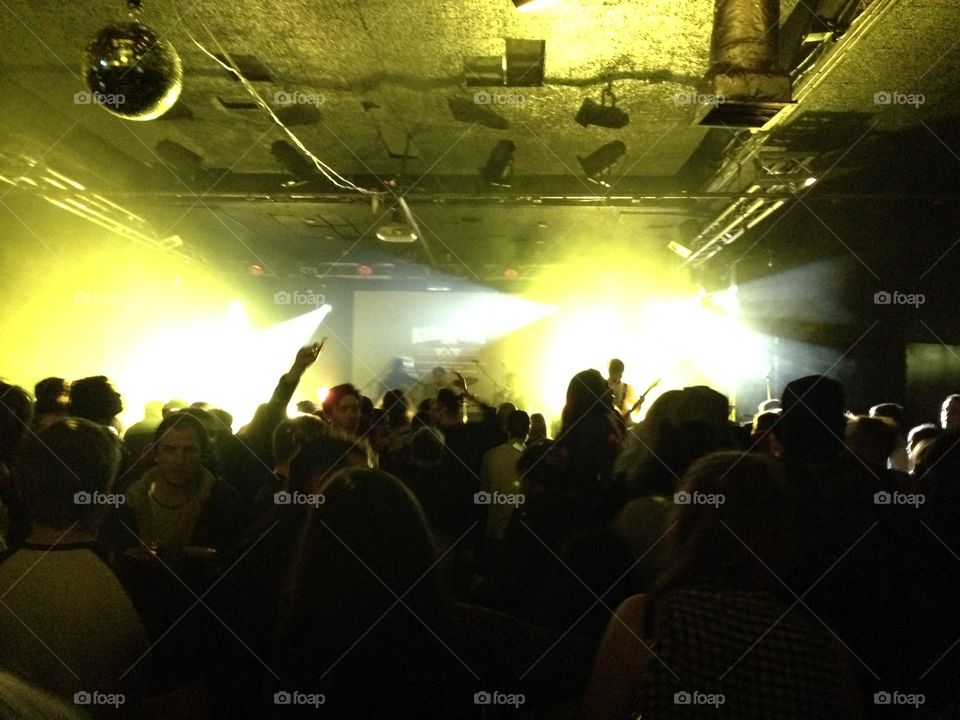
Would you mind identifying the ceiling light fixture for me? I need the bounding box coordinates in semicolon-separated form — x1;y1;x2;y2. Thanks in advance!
575;84;629;129
481;140;516;187
271;140;316;187
577;141;626;185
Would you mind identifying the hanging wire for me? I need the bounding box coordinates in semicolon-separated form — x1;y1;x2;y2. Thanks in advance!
176;9;378;196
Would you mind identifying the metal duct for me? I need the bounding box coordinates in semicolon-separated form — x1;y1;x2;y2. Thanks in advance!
699;0;793;127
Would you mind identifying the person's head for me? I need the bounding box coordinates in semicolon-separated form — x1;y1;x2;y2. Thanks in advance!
139;400;164;421
528;413;548;443
506;409;530;442
914;429;960;487
775;375;846;463
410;427;445;466
273;415;328;470
907;423;940;472
845;415;897;468
14;418;119;532
322;384;361;435
208;408;234;435
750;409;783;458
869;402;904;426
365;408;391;452
281;468;441;660
752;409;781;436
433;388;460;426
563;369;612;425
497;402;517;433
287;432;368;495
940;394;960;431
0;382;33;463
380;389;409;426
658;451;794;592
431;366;446;384
69;376;123;424
608;358;624;383
152;412;209;486
907;423;939;456
676;385;730;428
161;399;188;417
33;377;69;421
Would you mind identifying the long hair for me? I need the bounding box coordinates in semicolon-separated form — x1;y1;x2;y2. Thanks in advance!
654;451;794;594
277;468;442;677
13;418;120;531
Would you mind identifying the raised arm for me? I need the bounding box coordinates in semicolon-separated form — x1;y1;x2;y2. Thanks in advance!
238;341;324;455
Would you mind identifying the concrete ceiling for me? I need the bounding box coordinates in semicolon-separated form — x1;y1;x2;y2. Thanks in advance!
0;0;958;284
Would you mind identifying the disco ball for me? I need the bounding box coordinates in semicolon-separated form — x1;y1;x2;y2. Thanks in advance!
83;20;182;121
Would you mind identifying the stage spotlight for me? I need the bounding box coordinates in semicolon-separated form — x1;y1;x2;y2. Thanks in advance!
577;141;626;184
271;140;316;187
575;98;629;129
83;4;182;121
481;140;516;187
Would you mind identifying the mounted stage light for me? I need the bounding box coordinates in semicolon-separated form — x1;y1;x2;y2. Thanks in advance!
575;98;630;129
481;140;516;187
271;140;316;187
575;85;629;129
82;1;182;121
577;141;626;184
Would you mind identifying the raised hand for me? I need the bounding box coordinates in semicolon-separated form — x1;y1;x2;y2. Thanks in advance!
294;339;325;367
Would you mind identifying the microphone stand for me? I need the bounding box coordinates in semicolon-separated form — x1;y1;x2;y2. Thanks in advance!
469;359;510;399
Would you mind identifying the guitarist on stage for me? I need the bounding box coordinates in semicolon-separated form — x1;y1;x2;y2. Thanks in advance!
607;358;637;423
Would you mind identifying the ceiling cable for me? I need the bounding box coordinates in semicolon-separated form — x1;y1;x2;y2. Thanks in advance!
177;11;378;196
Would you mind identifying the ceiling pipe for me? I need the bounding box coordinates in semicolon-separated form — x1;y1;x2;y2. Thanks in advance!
698;0;793;128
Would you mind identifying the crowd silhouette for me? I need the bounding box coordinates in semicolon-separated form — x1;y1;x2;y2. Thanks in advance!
0;348;958;719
